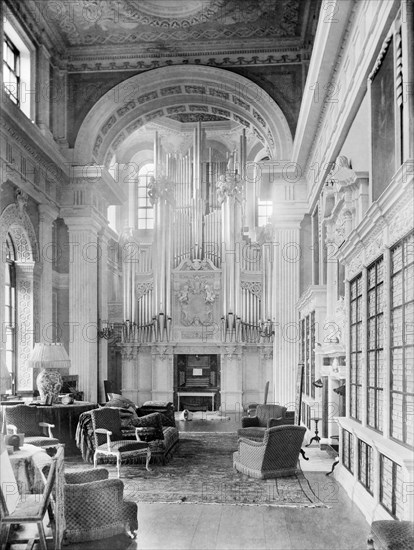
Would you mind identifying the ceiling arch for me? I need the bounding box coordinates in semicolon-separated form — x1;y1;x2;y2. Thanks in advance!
74;65;293;166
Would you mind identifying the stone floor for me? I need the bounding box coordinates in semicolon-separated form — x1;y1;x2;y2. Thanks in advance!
6;414;371;549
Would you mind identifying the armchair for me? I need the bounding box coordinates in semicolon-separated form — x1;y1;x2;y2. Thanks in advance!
56;467;138;547
237;404;290;440
5;404;59;447
90;407;151;477
233;425;306;479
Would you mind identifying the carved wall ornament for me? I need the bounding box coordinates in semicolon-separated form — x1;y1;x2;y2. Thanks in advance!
388;201;414;246
240;280;262;299
175;258;218;271
118;343;140;361
216;172;244;205
258;346;273;360
136;281;153;300
223;346;241;360
0;203;39;262
152;345;174;361
175;275;218;326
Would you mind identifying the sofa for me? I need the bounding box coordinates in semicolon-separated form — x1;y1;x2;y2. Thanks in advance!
76;400;179;465
237;404;295;441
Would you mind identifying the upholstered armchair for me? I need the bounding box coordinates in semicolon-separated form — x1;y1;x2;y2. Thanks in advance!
233;425;307;479
57;468;138;547
237;404;293;441
90;407;151;476
5;404;59;447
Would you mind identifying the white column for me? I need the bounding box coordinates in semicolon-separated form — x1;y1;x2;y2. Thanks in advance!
272;223;302;407
97;229;109;403
64;217;100;403
38;205;58;341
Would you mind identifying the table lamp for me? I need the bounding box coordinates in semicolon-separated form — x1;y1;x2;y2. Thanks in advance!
27;343;71;404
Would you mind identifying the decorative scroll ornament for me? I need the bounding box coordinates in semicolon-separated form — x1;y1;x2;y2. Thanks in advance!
136;281;153;299
216;171;244;205
148;175;175;206
240;280;262;299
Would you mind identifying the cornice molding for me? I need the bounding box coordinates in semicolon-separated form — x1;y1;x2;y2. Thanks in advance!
64;47;307;73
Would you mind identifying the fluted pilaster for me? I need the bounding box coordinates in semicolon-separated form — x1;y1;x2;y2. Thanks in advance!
64;217;100;402
38;205;58;339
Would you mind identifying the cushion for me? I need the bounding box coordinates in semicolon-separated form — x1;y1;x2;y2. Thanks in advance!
138;403;176;427
105;395;137;410
132;413;164;441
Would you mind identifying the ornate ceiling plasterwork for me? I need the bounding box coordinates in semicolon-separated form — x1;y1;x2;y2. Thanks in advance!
74;66;292;165
40;0;301;47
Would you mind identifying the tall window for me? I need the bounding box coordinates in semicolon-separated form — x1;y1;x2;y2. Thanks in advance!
358;439;374;494
300;311;316;399
342;429;354;473
380;454;403;519
367;257;384;431
137;164;155;230
3;34;20;105
3;15;33;118
350;274;363;421
257;199;272;227
5;233;16;391
390;231;414;447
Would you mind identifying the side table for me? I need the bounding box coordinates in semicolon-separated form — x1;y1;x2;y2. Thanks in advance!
306;417;322;447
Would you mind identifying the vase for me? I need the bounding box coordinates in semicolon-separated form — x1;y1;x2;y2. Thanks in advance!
36;369;63;403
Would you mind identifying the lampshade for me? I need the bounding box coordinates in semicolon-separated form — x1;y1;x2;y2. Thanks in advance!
27;343;71;370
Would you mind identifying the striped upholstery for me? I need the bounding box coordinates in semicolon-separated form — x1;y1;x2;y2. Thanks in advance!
233;425;306;479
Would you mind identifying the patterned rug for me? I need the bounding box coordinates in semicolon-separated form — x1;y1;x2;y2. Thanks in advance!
66;433;327;508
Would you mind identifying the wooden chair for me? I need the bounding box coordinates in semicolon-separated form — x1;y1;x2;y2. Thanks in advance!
0;446;63;550
90;407;151;477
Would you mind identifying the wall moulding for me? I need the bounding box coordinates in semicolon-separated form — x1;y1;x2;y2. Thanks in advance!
66;50;305;74
338;162;414;277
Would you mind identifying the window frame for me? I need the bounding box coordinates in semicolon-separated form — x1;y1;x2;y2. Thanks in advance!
366;256;384;432
3;33;20;105
5;233;17;392
349;273;363;421
390;231;414;448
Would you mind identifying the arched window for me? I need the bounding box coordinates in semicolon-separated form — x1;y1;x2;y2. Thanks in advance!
137;163;154;229
5;233;16;391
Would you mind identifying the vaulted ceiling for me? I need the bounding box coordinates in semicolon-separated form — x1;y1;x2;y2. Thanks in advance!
12;1;322;161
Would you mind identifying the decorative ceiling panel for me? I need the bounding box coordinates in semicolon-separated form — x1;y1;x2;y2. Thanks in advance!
38;0;302;47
